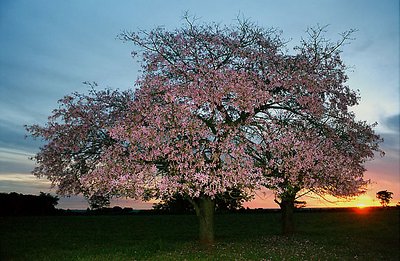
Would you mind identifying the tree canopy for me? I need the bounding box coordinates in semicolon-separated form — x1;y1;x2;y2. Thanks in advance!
26;18;382;242
376;190;393;207
26;86;134;201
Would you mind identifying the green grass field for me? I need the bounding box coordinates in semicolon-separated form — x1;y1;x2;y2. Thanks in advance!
1;208;398;260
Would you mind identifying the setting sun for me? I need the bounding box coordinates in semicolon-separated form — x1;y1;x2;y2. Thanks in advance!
332;193;381;208
352;194;377;207
356;203;366;208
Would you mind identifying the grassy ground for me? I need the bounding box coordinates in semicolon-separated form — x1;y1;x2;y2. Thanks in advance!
0;208;398;260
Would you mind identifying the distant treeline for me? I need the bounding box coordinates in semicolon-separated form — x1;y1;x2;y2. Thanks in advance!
2;192;397;216
0;192;59;216
56;206;396;216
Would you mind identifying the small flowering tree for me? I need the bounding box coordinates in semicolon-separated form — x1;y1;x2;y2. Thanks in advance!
251;119;381;234
246;26;382;234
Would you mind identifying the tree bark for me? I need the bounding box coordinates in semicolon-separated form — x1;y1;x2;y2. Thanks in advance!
275;193;296;235
280;197;295;235
189;196;215;246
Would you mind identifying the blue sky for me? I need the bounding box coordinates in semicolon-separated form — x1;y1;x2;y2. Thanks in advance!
0;0;399;209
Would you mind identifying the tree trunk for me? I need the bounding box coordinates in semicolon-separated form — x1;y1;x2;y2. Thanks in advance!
280;197;295;235
190;197;215;246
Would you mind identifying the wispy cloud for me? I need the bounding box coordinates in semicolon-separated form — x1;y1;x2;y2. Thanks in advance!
0;173;51;194
379;114;400;155
383;114;400;133
0;150;33;165
0;119;43;152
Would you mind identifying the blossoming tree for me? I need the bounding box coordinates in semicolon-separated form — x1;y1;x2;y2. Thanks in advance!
245;26;382;234
27;19;382;243
83;19;280;244
26;85;134;208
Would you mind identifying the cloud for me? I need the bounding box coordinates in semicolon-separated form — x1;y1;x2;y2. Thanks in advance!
0;173;51;195
380;133;400;156
383;114;400;133
378;114;400;156
0;119;43;153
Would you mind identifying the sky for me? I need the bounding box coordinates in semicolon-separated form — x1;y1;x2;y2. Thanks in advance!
0;0;399;210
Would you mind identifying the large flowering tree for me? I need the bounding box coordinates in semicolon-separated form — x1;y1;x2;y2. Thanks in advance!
82;19;280;244
27;19;382;243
